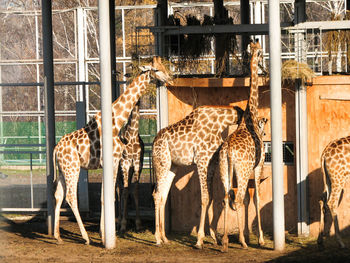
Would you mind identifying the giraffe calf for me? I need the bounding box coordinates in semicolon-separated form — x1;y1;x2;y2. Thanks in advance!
117;101;144;233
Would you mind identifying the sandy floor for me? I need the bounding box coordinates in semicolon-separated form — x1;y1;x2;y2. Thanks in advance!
0;214;350;263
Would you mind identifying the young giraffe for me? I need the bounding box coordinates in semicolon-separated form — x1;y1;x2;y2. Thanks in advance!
219;40;265;251
152;105;244;249
117;100;144;233
318;135;350;249
53;57;172;245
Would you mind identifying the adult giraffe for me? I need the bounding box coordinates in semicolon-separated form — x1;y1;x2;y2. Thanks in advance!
219;40;265;251
152;105;244;248
318;135;350;249
53;57;172;245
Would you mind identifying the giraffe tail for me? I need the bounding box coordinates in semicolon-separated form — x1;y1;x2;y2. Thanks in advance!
53;146;58;182
320;153;331;202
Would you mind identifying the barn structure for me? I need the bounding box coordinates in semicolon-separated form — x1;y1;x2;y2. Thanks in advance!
146;0;350;243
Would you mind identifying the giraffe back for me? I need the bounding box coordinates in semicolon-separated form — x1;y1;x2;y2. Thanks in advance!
153;106;243;166
322;135;350;184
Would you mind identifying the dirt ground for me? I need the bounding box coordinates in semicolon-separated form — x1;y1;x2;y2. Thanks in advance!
0;214;350;263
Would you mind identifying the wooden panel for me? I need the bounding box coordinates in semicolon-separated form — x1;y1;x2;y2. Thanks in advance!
167;79;297;235
307;76;350;237
169;77;269;88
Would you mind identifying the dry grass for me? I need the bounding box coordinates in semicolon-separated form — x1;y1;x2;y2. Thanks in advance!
1;216;350;263
281;60;315;84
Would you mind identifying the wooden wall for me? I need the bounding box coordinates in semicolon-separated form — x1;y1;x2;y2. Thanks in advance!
167;77;297;236
307;76;350;237
166;75;350;238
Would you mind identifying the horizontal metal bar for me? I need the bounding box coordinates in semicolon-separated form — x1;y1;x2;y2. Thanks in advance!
0;80;127;87
0;144;45;147
287;20;350;31
145;23;293;35
0;208;70;212
0;152;45;156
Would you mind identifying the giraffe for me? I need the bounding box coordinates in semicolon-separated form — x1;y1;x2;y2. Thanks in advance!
152;105;244;249
318;135;350;249
117;100;144;233
53;56;172;245
219;40;265;252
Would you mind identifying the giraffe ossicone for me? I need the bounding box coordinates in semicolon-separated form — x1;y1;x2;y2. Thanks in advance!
53;56;172;245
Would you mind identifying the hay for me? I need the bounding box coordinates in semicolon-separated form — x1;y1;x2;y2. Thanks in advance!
166;14;237;75
281;60;315;84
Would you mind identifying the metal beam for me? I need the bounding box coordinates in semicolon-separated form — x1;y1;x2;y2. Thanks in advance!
41;0;56;237
268;0;285;251
146;20;350;36
98;0;116;249
148;23;293;35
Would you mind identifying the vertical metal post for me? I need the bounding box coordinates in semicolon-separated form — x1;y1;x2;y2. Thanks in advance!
41;0;56;236
294;0;309;237
110;0;119;101
30;153;34;209
76;89;89;212
98;0;116;249
268;0;285;251
241;0;250;74
295;80;309;236
76;11;89;212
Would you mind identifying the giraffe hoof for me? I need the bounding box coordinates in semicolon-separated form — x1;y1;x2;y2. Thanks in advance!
241;243;248;249
220;245;228;253
84;239;90;245
194;243;203;249
56;238;64;245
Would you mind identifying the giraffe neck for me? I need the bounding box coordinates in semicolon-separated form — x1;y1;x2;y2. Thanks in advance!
124;101;140;136
111;72;150;133
245;51;259;123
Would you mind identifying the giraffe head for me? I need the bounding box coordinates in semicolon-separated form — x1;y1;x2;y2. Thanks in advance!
258;117;268;136
139;56;173;85
247;39;262;63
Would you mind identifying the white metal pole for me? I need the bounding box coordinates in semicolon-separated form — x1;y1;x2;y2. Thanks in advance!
77;7;86;101
98;0;116;249
268;0;285;251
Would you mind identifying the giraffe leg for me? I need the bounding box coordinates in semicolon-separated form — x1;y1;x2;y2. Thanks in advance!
328;187;345;248
152;146;172;246
116;174;122;230
195;162;210;249
133;178;142;231
317;193;326;249
153;189;161;246
153;170;175;245
159;171;176;244
234;166;249;249
254;168;265;246
120;162;131;233
54;176;65;244
65;172;90;245
219;146;230;252
132;158;142;231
